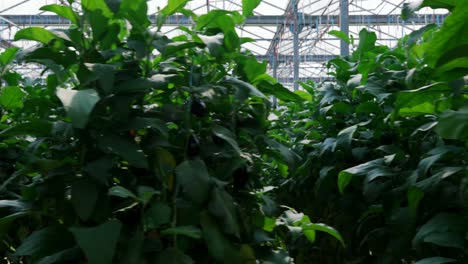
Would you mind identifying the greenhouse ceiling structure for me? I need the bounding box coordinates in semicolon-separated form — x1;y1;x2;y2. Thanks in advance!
0;0;448;89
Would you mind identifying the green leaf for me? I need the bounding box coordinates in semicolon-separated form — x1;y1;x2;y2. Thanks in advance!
198;33;224;57
356;29;377;57
82;0;113;17
56;88;100;129
412;213;467;249
257;81;304;102
395;83;449;116
408;186;424;217
301;223;345;247
237;56;267;83
84;63;117;95
212;126;241;154
120;229;144;264
0;120;52;137
328;30;350;44
70;220;122;264
208;187;240;237
97;134;148;169
15;226;75;258
72;180;99;221
0;47;19;66
402;1;455;20
161;0;190;16
415;257;457;264
161;226;202;239
40;4;79;25
144;202;171;228
226;77;268;101
14;27;57;44
0;86;26;110
242;0;261;17
416;166;463;191
0;200;31;215
303;229;316;243
36;247;81;264
417;146;456;176
338;158;385;193
175;160;212;204
108;186;137;199
120;0;150;28
435;106;468;140
200;211;241;263
335;125;358;150
84;157;114;185
424;3;468;68
156;248;194;264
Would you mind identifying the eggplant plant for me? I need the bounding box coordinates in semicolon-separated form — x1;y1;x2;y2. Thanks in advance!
271;1;468;263
0;0;345;263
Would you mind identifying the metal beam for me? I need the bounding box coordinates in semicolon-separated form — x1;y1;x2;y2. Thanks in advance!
0;14;447;27
277;76;334;84
292;0;300;91
340;0;349;56
257;54;338;63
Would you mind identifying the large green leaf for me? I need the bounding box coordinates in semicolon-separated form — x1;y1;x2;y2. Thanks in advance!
0;120;52;137
71;179;99;221
328;30;351;44
161;0;191;16
81;0;114;41
423;2;468;68
335;125;358;149
242;0;261;17
120;229;144;264
402;0;456;20
0;86;26;110
212;126;241;154
70;220;122;264
108;186;137;199
82;0;113;17
40;4;79;25
144;202;172;228
97;134;148;169
256;81;304;102
14;27;57;44
15;226;75;258
200;211;241;263
415;257;457;264
36;247;81;264
435;106;468;140
395;83;449;116
56;88;100;129
156;248;194;264
0;47;19;66
412;213;467;249
356;29;377;57
264;137;300;169
120;0;150;28
208;187;240;237
161;226;202;239
301;223;345;247
175;160;212;204
338;158;385;194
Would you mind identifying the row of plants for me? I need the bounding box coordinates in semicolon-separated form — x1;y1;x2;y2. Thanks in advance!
271;0;467;263
0;0;347;263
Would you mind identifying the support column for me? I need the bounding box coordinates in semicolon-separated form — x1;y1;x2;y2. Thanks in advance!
292;0;302;91
272;53;278;107
340;0;349;56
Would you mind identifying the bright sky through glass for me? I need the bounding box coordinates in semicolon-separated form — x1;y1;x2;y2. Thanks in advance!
0;0;449;82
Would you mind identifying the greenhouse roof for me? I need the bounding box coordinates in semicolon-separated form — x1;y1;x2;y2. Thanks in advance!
0;0;449;87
